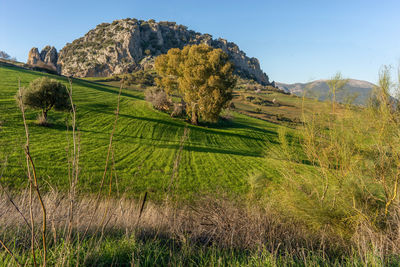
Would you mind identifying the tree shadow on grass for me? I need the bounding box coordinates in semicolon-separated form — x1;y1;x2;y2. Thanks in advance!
188;122;278;144
72;78;144;101
70;104;272;144
76;127;264;158
117;113;277;144
83;102;115;113
48;106;277;158
42;123;68;132
160;143;264;157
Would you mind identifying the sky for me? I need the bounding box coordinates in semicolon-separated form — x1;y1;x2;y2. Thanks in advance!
1;0;400;84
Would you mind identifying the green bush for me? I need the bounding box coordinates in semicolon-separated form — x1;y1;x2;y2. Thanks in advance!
123;70;155;87
17;77;71;123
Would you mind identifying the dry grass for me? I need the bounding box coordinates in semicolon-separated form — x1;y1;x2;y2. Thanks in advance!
1;190;398;265
0;191;326;252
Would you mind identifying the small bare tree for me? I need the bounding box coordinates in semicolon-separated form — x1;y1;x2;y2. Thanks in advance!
145;87;172;111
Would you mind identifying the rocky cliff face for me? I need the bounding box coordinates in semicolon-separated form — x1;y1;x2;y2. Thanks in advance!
29;19;270;84
27;48;41;65
27;46;58;70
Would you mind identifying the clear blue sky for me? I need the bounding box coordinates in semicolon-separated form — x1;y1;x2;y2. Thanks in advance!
1;0;399;84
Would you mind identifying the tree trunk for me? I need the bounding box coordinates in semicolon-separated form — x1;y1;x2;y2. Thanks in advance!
191;103;198;125
332;89;336;114
42;110;48;120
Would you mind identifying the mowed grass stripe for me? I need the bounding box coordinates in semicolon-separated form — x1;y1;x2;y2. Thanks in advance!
0;65;282;200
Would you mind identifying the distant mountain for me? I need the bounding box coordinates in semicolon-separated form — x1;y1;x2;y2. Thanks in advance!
27;18;271;85
276;79;376;105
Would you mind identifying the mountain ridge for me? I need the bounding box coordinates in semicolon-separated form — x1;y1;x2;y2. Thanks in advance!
27;18;271;85
276;79;376;105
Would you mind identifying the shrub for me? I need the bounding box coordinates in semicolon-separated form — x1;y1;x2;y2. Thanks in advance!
253;97;278;107
145;88;171;111
17;77;71;123
114;25;124;32
122;70;155;87
171;101;186;117
246;96;255;102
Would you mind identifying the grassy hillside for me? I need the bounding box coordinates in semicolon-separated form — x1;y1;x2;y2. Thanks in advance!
0;65;284;200
2;64;400;266
231;84;335;125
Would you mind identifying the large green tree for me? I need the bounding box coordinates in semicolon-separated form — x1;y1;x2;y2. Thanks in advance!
155;44;236;124
18;77;71;121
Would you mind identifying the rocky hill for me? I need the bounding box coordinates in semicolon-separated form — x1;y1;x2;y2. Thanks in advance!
276;79;376;105
27;18;271;85
27;46;58;71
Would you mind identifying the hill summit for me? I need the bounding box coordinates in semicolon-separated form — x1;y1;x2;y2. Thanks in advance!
27;18;271;85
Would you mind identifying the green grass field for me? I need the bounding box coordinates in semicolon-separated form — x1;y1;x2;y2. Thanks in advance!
0;65;286;200
2;64;400;266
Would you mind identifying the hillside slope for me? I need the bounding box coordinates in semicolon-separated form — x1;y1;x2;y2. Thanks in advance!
0;65;281;199
276;79;376;105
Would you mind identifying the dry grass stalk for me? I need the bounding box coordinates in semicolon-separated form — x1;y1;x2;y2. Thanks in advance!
0;163;22;266
0;238;21;266
0;158;32;232
0;192;319;251
65;78;80;245
17;79;46;267
81;82;123;242
26;151;47;267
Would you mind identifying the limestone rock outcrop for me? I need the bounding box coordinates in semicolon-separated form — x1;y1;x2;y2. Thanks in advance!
27;46;58;70
28;19;271;85
27;48;41;65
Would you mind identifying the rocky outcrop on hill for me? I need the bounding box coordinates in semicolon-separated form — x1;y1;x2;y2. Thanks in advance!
27;46;58;70
41;46;58;68
27;48;41;65
27;19;270;84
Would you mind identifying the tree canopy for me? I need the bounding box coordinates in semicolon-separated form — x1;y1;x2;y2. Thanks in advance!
155;44;236;124
18;77;71;121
